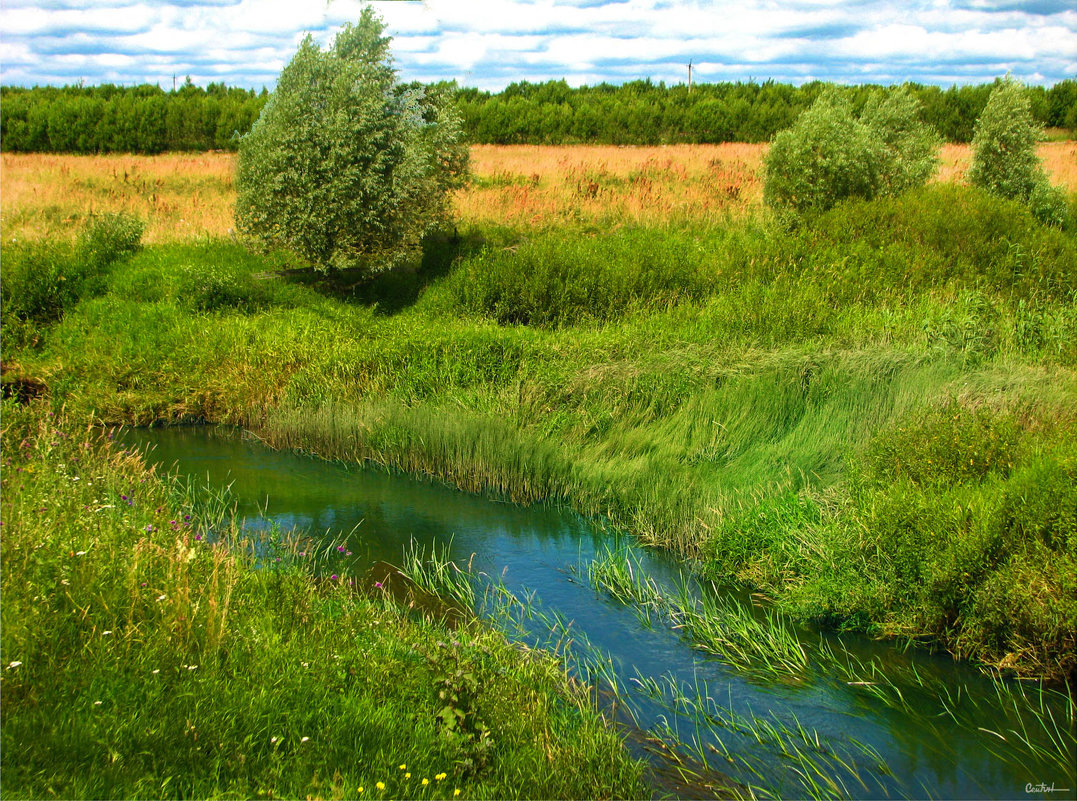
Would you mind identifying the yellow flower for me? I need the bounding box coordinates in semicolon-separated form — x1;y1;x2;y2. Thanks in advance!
422;779;429;786
435;773;447;781
405;772;411;779
454;790;460;797
376;782;385;791
358;788;364;795
399;764;406;770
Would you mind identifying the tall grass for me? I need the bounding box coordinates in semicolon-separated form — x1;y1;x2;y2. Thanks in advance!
0;403;647;800
4;169;1075;679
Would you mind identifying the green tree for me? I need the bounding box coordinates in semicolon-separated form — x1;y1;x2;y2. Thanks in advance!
763;87;938;215
234;8;468;273
969;76;1068;227
861;86;940;197
969;76;1044;203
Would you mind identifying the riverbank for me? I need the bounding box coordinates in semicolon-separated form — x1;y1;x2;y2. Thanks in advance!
0;403;648;799
3;177;1075;682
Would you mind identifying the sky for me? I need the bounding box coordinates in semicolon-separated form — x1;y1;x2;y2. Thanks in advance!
1;0;1074;92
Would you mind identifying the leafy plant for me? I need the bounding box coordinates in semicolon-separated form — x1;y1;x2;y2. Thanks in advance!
969;76;1070;227
763;87;938;215
235;8;469;273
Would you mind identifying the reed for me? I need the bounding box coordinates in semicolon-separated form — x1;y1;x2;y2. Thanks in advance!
587;546;808;678
0;404;648;800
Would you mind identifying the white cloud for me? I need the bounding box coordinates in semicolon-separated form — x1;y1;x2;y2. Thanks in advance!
0;0;1073;90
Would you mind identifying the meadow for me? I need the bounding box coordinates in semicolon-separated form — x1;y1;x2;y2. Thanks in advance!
2;141;1076;797
3;141;1075;241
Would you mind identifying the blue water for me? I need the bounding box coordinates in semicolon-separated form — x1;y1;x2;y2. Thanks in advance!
128;425;1076;801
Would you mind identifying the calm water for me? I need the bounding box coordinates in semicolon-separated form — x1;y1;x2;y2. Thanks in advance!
127;426;1075;801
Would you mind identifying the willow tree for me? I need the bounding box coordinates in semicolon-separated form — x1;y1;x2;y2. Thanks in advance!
235;8;468;272
969;76;1068;226
763;87;939;215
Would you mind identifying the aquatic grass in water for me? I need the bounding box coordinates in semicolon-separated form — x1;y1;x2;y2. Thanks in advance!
588;545;808;678
815;637;1077;791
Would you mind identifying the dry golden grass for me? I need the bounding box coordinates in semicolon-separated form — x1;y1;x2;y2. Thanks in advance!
2;142;1074;243
457;143;766;228
936;141;1077;190
0;152;236;244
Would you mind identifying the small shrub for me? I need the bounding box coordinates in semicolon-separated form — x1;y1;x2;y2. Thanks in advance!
76;212;145;270
0;213;144;333
1028;178;1070;227
763;87;938;215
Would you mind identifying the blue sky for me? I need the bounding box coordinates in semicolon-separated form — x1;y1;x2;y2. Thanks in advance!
1;0;1074;91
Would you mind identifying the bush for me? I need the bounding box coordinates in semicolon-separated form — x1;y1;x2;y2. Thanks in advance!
1028;178;1070;227
969;76;1045;204
76;212;145;270
235;8;468;273
448;229;716;326
763;87;938;215
0;213;144;331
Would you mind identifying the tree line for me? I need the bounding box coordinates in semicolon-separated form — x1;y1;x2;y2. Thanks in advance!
2;77;1074;153
0;80;267;154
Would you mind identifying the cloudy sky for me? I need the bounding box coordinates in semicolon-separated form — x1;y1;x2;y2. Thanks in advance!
1;0;1074;92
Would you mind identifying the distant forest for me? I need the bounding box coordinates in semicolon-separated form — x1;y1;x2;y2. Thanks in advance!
2;77;1075;153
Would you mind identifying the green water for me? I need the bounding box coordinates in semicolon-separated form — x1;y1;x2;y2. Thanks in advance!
128;425;1075;801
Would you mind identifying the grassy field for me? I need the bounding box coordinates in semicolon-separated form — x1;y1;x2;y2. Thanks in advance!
2;142;1076;697
2;141;1076;242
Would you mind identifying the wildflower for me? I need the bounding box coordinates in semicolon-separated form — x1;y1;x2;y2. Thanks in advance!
75;550;86;557
375;581;383;589
6;661;22;670
454;789;460;797
300;736;310;743
187;664;198;670
195;534;203;541
157;594;167;601
94;700;102;706
358;787;363;795
152;669;160;674
337;545;346;553
331;574;339;581
145;524;155;533
376;782;385;791
435;773;447;781
405;772;411;779
422;778;429;786
399;764;406;770
184;514;191;521
103;630;112;636
271;736;279;744
141;582;147;587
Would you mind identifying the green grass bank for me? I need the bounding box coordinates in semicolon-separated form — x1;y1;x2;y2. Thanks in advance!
0;404;647;799
2;183;1076;682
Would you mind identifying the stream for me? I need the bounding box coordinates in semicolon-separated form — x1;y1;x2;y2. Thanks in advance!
126;425;1075;801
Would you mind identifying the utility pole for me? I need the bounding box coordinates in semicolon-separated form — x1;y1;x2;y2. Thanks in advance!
687;60;693;93
173;74;177;92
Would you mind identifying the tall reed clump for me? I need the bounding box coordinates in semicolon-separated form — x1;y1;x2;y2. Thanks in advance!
736;400;1077;681
445;228;726;327
0;402;646;800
